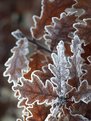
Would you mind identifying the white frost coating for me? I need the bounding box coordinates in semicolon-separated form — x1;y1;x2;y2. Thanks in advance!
65;0;85;18
49;41;70;96
11;29;25;40
49;0;55;2
3;36;29;86
70;35;84;79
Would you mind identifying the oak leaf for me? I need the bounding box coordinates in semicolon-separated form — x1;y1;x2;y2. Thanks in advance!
44;12;76;51
15;74;57;105
48;41;71;95
4;34;29;85
68;35;84;88
31;0;75;39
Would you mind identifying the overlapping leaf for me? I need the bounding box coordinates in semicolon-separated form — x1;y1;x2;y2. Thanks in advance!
24;51;52;82
31;0;75;40
4;32;29;85
15;74;57;105
44;12;76;51
68;35;84;88
48;41;71;96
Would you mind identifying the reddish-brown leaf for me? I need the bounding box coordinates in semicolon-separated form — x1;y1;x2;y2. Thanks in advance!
34;66;53;84
44;13;76;51
24;51;52;80
31;0;75;39
16;75;57;105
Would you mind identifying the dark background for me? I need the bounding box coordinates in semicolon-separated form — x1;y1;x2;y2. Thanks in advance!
0;0;41;120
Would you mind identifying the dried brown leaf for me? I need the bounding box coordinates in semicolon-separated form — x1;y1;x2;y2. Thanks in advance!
24;51;52;81
31;0;75;39
44;13;76;51
16;74;57;105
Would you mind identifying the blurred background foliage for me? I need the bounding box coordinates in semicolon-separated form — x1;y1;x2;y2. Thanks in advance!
0;0;41;120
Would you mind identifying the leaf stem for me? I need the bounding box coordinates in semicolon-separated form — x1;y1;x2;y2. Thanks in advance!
27;37;52;53
12;29;52;53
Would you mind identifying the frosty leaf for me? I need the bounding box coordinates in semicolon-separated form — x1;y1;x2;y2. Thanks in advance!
49;41;70;96
73;80;91;104
27;103;50;121
24;51;52;80
68;35;84;87
16;74;57;105
31;0;75;39
44;12;76;50
4;37;29;85
74;19;91;45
